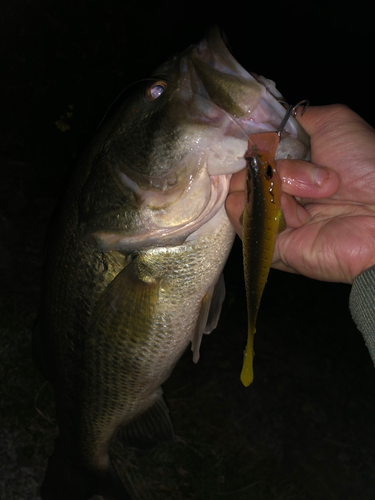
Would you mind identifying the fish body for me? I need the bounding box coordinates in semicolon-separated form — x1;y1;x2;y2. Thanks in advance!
37;28;310;499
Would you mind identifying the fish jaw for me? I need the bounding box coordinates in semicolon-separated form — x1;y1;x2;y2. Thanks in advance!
181;26;310;160
80;166;232;252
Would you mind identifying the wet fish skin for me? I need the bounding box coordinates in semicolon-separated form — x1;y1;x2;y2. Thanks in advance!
37;27;310;499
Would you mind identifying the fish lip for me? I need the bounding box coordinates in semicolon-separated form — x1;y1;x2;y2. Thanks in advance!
197;26;228;53
152;27;307;158
189;30;296;144
194;26;255;82
194;27;310;155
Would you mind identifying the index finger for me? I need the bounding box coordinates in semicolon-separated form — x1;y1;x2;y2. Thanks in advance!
295;104;375;204
294;105;344;136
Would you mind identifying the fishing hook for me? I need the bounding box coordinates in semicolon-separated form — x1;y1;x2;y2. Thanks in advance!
277;99;309;140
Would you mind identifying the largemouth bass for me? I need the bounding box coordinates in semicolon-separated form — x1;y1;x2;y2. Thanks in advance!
36;27;310;500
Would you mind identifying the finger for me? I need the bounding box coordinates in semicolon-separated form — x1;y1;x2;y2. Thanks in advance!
293;105;332;135
228;169;246;194
225;191;245;239
295;104;375;138
277;159;340;199
271;257;300;275
225;189;311;238
226;164;319;236
296;105;375;204
280;193;311;228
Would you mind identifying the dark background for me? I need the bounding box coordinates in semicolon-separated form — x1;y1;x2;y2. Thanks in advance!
0;1;374;499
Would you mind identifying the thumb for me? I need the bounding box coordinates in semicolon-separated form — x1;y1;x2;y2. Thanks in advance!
276;159;340;199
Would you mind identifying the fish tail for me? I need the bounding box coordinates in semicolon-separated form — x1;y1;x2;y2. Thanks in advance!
40;439;131;500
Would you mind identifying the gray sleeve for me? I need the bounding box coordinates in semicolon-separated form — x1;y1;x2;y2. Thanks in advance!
349;266;375;365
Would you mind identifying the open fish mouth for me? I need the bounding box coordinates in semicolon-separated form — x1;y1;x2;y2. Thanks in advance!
170;26;310;166
87;173;231;252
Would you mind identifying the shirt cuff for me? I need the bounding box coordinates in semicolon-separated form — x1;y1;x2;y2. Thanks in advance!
349;266;375;365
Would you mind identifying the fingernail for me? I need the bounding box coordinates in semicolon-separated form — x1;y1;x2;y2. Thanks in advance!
313;167;330;187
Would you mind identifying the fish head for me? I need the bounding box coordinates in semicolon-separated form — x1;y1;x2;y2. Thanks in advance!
79;27;310;252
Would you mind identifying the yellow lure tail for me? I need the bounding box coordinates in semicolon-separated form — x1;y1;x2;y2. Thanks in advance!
241;132;283;387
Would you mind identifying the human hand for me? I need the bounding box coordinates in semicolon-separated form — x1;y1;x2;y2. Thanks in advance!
225;105;375;284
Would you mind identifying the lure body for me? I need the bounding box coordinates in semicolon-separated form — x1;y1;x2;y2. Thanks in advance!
241;132;284;386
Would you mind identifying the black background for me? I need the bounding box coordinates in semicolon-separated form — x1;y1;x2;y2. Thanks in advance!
1;1;374;499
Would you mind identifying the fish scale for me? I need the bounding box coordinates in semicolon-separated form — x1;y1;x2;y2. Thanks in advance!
41;204;234;497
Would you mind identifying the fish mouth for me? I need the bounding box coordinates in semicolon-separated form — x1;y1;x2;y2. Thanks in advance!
195;27;255;82
87;174;231;252
149;26;309;178
82;28;310;253
188;26;310;163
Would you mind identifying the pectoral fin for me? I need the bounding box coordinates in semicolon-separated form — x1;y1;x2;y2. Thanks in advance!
87;260;174;456
191;274;226;363
205;273;226;334
90;257;160;339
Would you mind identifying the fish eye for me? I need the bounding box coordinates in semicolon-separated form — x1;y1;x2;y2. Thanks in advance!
145;81;167;102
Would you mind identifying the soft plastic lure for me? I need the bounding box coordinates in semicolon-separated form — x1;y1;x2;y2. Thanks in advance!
241;132;285;386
